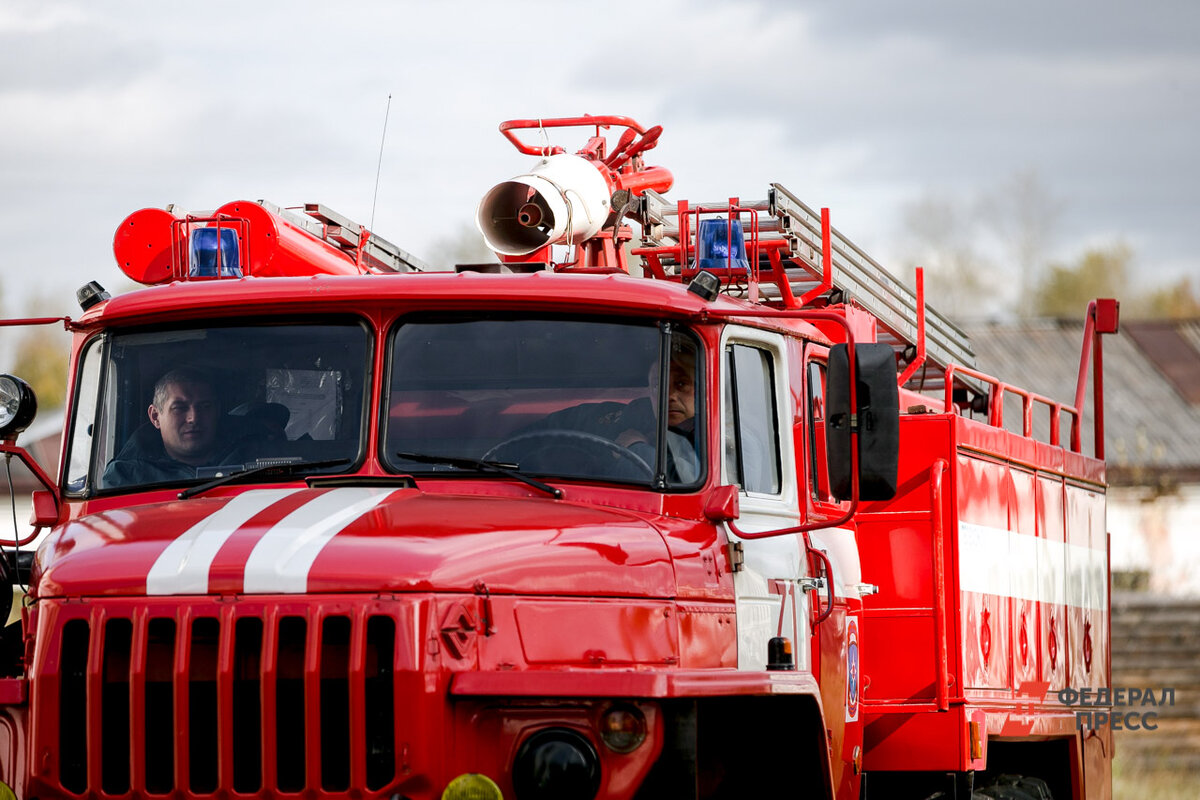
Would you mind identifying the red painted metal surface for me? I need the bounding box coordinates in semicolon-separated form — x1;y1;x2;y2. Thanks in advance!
0;441;61;543
500;115;646;155
0;316;71;328
113;201;369;286
930;458;950;711
495;115;673;234
36;489;680;599
1074;299;1120;459
797;207;834;307
897;268;927;386
857;396;1108;777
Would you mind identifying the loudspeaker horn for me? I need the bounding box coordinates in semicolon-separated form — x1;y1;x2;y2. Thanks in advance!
476;154;612;256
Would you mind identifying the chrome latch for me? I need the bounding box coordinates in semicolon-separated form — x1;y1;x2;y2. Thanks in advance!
797;576;826;593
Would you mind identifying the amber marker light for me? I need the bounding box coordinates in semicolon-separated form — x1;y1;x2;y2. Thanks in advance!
442;772;503;800
600;704;648;754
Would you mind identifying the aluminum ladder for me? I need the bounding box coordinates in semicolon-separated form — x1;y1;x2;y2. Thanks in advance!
637;183;977;393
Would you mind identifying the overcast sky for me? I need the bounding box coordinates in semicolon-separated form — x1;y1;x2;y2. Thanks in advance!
1;0;1197;333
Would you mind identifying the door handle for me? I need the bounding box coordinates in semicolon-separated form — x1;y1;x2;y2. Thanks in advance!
807;547;835;625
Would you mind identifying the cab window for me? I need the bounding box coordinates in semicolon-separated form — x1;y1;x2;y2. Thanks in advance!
384;318;704;489
69;318;371;495
724;344;781;494
807;359;832;502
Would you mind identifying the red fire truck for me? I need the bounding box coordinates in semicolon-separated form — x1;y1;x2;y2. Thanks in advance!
0;115;1117;800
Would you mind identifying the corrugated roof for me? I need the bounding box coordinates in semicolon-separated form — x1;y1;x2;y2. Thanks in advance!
964;318;1200;478
1122;322;1200;404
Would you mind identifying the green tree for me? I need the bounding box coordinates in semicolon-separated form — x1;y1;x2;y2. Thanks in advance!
1031;243;1133;319
1;289;72;411
11;327;70;410
1131;276;1200;319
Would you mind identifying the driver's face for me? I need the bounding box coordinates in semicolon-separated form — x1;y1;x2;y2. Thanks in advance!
650;360;696;427
149;381;218;465
665;364;696;427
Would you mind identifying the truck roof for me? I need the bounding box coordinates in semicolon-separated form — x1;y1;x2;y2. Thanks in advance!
81;271;830;341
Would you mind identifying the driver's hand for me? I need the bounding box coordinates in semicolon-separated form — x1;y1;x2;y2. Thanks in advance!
615;428;648;448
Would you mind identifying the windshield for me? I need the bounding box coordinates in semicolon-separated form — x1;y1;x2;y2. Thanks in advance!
383;318;704;488
69;319;371;495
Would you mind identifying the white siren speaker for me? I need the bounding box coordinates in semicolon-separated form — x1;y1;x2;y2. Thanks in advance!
476;154;612;256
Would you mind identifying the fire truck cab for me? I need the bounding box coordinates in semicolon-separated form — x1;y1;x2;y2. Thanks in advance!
0;115;1116;800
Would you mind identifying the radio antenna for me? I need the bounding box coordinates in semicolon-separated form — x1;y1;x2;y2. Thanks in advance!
370;93;393;231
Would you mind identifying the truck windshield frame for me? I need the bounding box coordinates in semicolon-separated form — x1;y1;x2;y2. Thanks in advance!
66;316;373;497
382;315;705;490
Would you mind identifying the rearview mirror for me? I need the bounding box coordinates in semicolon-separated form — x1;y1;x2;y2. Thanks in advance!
827;343;899;501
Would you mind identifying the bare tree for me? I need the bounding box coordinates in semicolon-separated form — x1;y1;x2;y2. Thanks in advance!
976;169;1063;315
898;192;997;320
425;222;497;271
899;170;1065;320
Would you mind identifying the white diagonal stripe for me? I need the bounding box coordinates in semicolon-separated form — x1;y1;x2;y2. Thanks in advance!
146;488;302;595
242;487;393;594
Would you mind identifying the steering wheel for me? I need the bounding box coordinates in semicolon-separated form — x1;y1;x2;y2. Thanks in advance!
482;429;653;480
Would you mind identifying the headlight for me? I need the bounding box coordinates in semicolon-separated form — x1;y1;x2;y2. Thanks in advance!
0;375;36;440
512;728;600;800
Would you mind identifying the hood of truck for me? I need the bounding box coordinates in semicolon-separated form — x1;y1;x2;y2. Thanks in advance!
36;486;675;598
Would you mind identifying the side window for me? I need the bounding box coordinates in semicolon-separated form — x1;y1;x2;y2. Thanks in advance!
724;344;781;494
807;359;831;502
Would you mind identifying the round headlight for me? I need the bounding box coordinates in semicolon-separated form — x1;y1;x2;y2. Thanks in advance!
599;704;647;754
442;772;503;800
513;728;600;800
0;375;37;440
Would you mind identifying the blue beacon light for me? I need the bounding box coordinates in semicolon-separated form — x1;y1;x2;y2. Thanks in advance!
696;218;749;273
189;227;243;277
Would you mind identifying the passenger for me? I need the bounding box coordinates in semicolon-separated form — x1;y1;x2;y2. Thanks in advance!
101;368;222;487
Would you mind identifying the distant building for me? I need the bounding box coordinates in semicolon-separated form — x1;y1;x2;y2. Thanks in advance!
966;318;1200;596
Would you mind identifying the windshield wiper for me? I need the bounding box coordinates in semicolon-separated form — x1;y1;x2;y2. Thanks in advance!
396;451;563;499
178;457;352;500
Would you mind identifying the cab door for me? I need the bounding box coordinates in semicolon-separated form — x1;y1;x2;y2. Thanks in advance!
802;342;868;793
718;327;811;672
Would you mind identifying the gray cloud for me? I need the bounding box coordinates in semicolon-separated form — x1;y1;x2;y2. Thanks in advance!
796;0;1200;58
0;22;156;93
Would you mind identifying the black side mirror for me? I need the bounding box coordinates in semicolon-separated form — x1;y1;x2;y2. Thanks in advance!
827;343;899;501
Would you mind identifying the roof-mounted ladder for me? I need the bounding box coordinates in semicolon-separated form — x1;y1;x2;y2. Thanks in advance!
260;201;433;273
636;183;977;393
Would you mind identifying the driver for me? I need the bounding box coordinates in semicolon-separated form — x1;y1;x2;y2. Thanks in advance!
101;367;222;487
616;345;700;482
503;338;701;483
